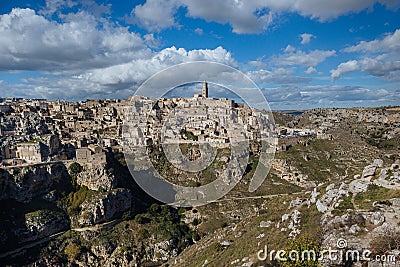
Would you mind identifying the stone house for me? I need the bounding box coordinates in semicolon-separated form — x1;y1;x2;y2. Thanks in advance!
15;142;48;163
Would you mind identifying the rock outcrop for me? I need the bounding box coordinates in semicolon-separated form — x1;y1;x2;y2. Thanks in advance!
362;165;376;179
0;163;68;203
316;183;349;213
76;188;132;227
76;163;117;192
20;209;69;243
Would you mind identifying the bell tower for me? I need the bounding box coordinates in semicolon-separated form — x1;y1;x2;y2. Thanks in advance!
202;80;208;98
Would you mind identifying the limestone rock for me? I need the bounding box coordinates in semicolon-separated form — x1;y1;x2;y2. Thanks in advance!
152;240;178;262
310;188;319;203
390;163;400;171
76;164;116;191
349;224;361;234
0;163;68;203
259;221;272;228
288;197;303;209
370;211;385;225
379;168;388;180
349;179;369;194
316;183;349;213
76;188;132;227
316;199;328;213
22;209;69;242
362;165;376;178
220;240;233;246
373;159;384;168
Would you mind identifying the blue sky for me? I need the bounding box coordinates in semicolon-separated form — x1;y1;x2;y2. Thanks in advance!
0;0;399;109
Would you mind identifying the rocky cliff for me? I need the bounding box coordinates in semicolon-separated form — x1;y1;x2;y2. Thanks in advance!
76;163;117;191
0;163;68;203
75;188;132;227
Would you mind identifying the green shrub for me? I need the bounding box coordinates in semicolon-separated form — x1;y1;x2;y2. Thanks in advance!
64;242;82;260
281;235;321;267
66;186;94;215
68;162;83;175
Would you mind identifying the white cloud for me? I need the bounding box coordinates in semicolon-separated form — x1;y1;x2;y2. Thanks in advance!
85;46;237;86
40;0;111;18
330;57;400;81
272;47;336;67
0;8;148;71
128;0;400;34
130;0;180;32
0;8;239;100
247;68;312;84
344;29;400;53
305;66;317;74
300;33;315;44
39;0;76;16
194;28;204;35
284;45;296;53
330;60;359;81
360;57;400;80
262;0;400;21
181;0;274;34
263;84;397;109
144;33;160;48
0;46;237;100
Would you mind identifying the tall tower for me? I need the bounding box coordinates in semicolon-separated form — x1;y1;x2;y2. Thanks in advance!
202;80;208;98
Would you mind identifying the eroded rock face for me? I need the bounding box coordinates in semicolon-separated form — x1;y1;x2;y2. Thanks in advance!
316;183;349;213
152;240;178;262
76;188;132;227
21;209;69;243
320;199;400;267
76;163;117;191
0;163;68;203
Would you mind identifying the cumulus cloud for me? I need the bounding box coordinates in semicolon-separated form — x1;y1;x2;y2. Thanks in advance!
360;57;400;80
272;47;336;67
0;8;239;100
344;29;400;53
263;85;397;109
39;0;76;16
129;0;273;33
330;60;360;81
143;33;160;48
40;0;111;18
330;57;400;81
300;33;315;44
2;47;237;100
264;0;400;21
181;0;274;34
129;0;400;34
84;46;237;87
130;0;180;32
305;66;317;74
0;8;148;71
247;68;311;85
0;46;237;100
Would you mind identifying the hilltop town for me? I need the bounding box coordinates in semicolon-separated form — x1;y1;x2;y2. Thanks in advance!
0;85;400;266
0;81;318;170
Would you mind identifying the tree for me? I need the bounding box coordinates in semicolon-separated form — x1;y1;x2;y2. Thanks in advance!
68;162;83;175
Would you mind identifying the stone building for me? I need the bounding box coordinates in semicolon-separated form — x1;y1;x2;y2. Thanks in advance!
75;147;106;166
202;80;208;98
15;142;48;163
